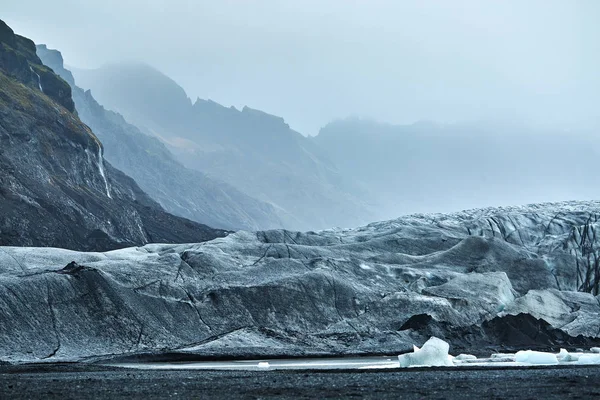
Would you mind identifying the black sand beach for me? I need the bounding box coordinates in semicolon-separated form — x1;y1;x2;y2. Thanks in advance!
1;363;599;399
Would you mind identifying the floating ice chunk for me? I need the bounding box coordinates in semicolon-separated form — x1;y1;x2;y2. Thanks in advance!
577;354;600;364
490;353;516;362
257;362;270;368
398;337;453;367
515;350;558;365
455;354;477;361
557;349;580;362
591;347;600;354
491;353;515;358
557;348;568;360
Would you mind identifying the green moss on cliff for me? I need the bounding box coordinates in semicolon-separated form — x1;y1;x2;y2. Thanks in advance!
0;70;101;150
0;20;75;112
0;72;34;110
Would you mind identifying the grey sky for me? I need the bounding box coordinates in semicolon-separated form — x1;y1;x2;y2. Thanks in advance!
4;0;599;135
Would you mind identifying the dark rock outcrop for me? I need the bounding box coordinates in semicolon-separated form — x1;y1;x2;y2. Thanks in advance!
399;313;600;356
0;20;228;250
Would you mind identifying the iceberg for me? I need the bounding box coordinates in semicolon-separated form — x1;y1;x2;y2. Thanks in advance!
515;350;558;365
577;354;600;365
398;337;454;367
557;349;580;362
455;354;477;361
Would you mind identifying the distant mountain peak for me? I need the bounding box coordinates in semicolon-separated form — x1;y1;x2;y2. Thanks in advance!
36;44;75;87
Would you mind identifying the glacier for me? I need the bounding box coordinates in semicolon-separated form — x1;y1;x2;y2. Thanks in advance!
1;200;600;363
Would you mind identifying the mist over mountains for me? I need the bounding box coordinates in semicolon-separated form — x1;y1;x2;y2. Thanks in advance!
5;1;599;136
1;6;600;378
315;118;600;218
37;46;287;231
4;20;599;237
73;63;377;230
69;62;600;229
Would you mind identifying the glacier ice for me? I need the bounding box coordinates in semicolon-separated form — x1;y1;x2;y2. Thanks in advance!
557;348;568;360
515;350;558;365
3;199;600;363
491;353;516;359
557;349;580;362
398;337;454;367
577;354;600;365
455;354;477;361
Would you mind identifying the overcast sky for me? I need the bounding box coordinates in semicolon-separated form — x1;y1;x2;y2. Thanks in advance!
4;0;599;135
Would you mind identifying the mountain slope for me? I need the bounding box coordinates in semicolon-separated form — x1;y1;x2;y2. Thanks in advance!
73;63;377;231
0;20;227;250
38;46;286;231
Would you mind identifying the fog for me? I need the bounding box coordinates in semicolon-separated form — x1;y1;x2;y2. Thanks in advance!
4;0;599;136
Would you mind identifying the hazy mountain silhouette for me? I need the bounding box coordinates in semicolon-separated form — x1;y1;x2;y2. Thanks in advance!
314;117;600;217
73;63;376;230
38;46;287;231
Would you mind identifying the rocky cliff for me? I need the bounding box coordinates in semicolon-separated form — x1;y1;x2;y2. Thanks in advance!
1;201;599;363
0;20;227;250
0;22;73;112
